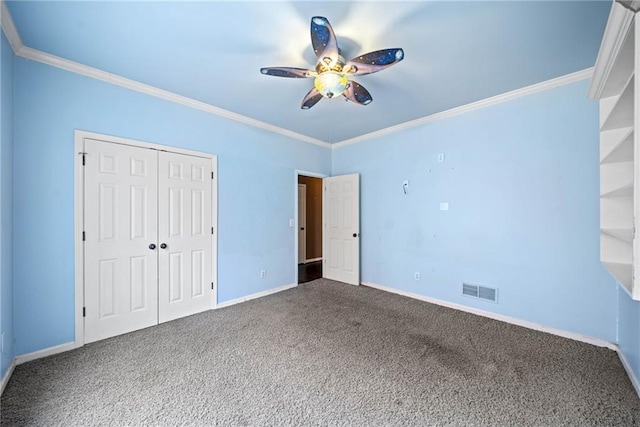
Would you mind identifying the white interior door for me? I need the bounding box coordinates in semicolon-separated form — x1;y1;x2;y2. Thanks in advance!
323;174;360;285
84;139;159;343
158;151;214;323
298;184;307;263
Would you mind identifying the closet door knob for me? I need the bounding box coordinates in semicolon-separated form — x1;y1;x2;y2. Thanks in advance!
149;244;156;250
160;243;167;249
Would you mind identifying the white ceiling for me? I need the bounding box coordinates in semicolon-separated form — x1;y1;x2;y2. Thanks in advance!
6;1;611;143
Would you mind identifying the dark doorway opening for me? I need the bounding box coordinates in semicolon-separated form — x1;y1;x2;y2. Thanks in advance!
298;175;322;283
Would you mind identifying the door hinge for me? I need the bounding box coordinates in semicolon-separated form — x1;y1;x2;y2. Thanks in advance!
83;307;86;317
211;171;214;179
82;231;86;241
82;154;86;166
211;282;214;290
211;227;214;235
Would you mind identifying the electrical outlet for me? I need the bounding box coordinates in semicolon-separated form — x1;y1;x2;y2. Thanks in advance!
437;153;445;162
260;270;266;278
414;272;420;280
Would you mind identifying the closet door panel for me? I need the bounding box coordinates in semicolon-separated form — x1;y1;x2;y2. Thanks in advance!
84;139;159;343
158;152;213;322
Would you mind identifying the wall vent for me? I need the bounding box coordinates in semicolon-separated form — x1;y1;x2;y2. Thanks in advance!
462;283;498;303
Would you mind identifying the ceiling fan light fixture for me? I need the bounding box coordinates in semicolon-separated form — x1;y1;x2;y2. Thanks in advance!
314;71;348;98
260;16;404;109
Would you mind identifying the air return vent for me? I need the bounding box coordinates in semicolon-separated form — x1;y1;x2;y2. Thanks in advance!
462;283;498;303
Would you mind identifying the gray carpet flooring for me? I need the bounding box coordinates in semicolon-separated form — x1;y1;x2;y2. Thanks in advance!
1;279;639;426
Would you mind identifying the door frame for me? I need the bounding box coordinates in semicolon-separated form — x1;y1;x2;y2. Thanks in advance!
74;130;218;348
297;183;307;264
294;170;328;284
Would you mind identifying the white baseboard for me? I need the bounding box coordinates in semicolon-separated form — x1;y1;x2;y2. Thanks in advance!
361;281;617;350
14;341;77;365
10;284;294;366
0;359;15;396
1;341;77;395
216;283;297;309
617;345;640;399
305;257;322;264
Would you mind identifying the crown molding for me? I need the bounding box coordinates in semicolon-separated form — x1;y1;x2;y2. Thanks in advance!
333;67;594;149
4;2;333;148
17;47;331;148
0;1;330;149
15;40;596;150
588;2;635;100
1;1;23;54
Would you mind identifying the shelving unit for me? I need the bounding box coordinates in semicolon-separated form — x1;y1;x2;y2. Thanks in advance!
601;228;633;242
601;73;634;131
590;3;639;299
601;127;633;164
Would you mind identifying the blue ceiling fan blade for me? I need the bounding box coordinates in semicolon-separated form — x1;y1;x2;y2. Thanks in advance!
260;67;315;78
343;81;372;105
345;48;404;76
310;16;340;69
301;87;324;109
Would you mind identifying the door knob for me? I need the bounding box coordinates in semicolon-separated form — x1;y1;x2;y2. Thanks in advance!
300;227;305;231
353;233;358;238
149;243;156;250
160;243;167;249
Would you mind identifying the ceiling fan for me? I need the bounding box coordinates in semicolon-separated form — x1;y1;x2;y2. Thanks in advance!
260;16;404;110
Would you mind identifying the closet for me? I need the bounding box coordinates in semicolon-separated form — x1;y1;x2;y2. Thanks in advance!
81;136;216;343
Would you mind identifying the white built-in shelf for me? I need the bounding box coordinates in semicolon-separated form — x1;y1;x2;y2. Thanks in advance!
601;228;634;243
601;232;633;263
600;161;634;197
591;5;638;300
601;127;634;163
601;197;633;230
602;261;633;294
601;73;634;131
601;24;635;98
601;183;633;198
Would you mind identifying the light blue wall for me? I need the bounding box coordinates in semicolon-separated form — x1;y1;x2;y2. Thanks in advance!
332;80;618;342
618;289;640;385
13;58;331;356
0;33;14;380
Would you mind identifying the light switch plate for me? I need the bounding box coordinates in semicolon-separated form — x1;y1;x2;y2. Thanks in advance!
289;219;294;227
440;202;449;211
437;153;445;162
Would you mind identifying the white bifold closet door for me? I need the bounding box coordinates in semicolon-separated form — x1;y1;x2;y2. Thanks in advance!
84;139;159;343
84;140;213;344
158;151;212;323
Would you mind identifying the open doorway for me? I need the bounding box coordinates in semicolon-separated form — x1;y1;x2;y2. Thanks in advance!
297;174;323;283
